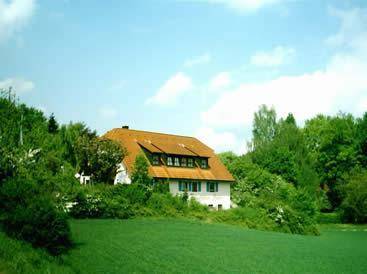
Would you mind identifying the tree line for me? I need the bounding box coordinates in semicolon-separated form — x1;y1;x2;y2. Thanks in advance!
220;105;367;223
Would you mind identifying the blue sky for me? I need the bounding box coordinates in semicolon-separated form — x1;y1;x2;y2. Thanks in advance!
1;0;367;154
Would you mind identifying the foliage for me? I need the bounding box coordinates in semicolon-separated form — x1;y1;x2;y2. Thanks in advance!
48;113;59;134
251;104;277;150
131;154;154;187
251;111;319;189
221;147;319;233
217;151;238;167
304;113;360;209
0;178;72;255
356;112;367;165
75;136;125;184
0;231;74;274
340;169;367;223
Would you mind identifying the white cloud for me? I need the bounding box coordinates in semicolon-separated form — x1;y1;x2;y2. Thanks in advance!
146;72;193;106
250;46;295;67
202;54;367;128
196;0;283;13
326;7;367;51
199;7;367;154
0;0;35;42
0;78;34;94
209;71;232;91
184;53;211;68
99;106;118;119
195;127;240;153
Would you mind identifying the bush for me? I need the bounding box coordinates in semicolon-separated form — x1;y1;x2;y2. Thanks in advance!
0;178;72;255
147;193;188;216
211;207;275;230
340;170;367;223
68;189;104;218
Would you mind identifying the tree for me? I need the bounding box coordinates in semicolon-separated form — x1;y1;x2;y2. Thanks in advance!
59;122;97;167
218;151;238;168
251;111;319;189
48;113;59;134
340;169;367;223
356;112;367;165
284;113;296;126
131;154;153;187
252;105;277;149
75;137;125;184
304;113;359;209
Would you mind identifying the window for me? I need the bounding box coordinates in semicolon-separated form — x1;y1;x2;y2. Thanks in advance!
152;155;160;165
181;157;187;167
167;156;173;166
206;182;218;192
191;182;201;192
174;157;180;166
178;182;188;192
200;159;208;169
188;158;194;167
178;182;201;192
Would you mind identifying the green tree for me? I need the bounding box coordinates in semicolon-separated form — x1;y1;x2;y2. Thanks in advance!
340;169;367;223
131;154;153;187
251;111;319;189
75;137;125;184
59;122;96;167
48;113;59;134
251;105;277;150
218;151;238;167
356;112;367;165
304;113;359;209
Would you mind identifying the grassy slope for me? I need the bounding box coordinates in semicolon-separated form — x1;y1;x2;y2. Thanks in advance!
1;219;367;273
0;232;74;274
68;219;367;274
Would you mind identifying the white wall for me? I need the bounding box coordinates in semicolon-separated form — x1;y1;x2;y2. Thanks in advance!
114;163;131;185
169;181;231;210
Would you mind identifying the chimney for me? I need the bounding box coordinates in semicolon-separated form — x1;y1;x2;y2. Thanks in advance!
122;125;129;129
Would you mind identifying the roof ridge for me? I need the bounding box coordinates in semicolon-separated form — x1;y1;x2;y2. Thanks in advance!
111;128;197;139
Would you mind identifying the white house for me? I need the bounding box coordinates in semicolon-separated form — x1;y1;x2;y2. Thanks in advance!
104;127;235;210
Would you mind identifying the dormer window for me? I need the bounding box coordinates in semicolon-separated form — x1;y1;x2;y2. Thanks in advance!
167;156;173;166
201;159;208;169
181;157;187;167
174;157;180;166
152;155;160;165
188;158;194;167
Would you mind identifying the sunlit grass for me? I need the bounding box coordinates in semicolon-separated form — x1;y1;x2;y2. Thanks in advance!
1;219;367;273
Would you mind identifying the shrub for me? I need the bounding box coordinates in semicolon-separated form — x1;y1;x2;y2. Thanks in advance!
211;207;275;230
1;179;72;255
121;183;152;204
340;170;367;223
69;189;104;218
146;193;188;216
3;197;72;255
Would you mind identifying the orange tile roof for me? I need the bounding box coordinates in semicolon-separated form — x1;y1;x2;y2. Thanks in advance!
103;128;235;182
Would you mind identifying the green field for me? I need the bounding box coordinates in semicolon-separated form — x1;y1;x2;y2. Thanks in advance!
1;219;367;273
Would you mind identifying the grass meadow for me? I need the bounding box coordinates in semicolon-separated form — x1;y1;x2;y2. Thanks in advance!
1;218;367;273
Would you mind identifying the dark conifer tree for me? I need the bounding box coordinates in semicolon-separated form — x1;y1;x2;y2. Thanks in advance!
48;113;59;133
